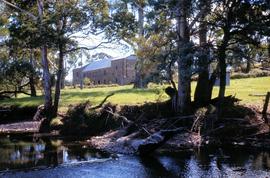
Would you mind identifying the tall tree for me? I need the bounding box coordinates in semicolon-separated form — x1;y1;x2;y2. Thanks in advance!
194;0;214;106
209;0;270;101
108;0;150;88
175;0;194;112
37;0;53;116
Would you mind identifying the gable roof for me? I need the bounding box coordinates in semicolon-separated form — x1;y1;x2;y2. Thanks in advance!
82;58;111;72
81;55;137;73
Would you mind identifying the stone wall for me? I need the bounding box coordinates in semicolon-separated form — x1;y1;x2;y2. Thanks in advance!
73;68;83;85
73;57;136;86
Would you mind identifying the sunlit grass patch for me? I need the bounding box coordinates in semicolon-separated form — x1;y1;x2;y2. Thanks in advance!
0;77;269;112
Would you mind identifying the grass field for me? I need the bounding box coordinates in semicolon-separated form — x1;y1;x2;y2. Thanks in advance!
0;77;269;111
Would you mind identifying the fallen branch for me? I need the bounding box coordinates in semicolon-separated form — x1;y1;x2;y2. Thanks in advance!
90;93;114;110
249;94;267;97
133;128;186;155
33;105;45;121
104;108;133;126
0;90;31;96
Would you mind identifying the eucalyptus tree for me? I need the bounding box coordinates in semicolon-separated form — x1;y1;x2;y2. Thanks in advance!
1;0;112;118
107;0;151;88
208;0;270;103
0;60;37;98
0;0;52;113
38;0;111;116
193;0;214;106
151;0;196;112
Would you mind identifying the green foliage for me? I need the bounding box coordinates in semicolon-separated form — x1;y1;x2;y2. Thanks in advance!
231;69;270;79
83;77;91;86
0;60;37;92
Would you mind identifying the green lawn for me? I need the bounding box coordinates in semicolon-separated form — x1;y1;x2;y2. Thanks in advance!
0;77;269;111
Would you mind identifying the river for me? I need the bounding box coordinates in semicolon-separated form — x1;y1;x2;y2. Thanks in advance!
0;134;269;178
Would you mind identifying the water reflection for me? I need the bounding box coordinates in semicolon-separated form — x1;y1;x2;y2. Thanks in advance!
0;135;269;177
154;146;270;177
0;134;110;171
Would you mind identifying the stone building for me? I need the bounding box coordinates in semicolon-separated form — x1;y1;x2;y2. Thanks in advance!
73;55;137;85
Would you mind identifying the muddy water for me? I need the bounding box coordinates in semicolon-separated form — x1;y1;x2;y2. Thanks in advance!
0;134;269;178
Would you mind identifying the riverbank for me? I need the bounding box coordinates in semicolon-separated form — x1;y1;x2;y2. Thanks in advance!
0;77;269;155
0;95;269;155
86;100;270;155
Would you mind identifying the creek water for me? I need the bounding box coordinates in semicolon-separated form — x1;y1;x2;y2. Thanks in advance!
0;134;269;178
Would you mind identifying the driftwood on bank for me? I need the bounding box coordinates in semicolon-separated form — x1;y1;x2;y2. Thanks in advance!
132;128;186;155
104;107;133;126
33;105;45;121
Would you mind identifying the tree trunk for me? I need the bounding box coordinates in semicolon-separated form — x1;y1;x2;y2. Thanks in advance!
53;42;64;116
134;68;143;88
194;7;211;106
176;0;192;113
60;67;65;89
268;38;270;59
38;0;53;117
41;45;53;114
218;39;228;100
29;48;37;97
217;30;230;118
245;57;251;73
14;86;17;98
262;92;270;124
133;4;147;89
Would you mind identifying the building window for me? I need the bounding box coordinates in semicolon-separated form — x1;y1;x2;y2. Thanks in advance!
116;66;118;70
115;78;118;83
98;80;100;84
104;70;106;75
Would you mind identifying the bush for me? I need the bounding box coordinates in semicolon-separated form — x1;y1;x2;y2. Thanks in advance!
82;83;119;89
83;77;92;86
231;69;270;79
50;117;63;127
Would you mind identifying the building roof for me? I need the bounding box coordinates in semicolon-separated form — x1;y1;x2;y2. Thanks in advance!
82;55;136;73
82;58;111;72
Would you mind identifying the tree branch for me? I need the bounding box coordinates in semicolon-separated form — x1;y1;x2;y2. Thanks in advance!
63;40;113;54
90;93;115;110
1;0;37;20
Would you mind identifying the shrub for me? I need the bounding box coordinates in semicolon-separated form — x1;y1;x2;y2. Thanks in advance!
50;117;63;127
231;69;270;79
83;77;92;86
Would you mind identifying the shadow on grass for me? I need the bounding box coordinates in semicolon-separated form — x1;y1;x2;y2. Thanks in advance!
0;96;44;107
61;88;162;99
0;87;164;107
